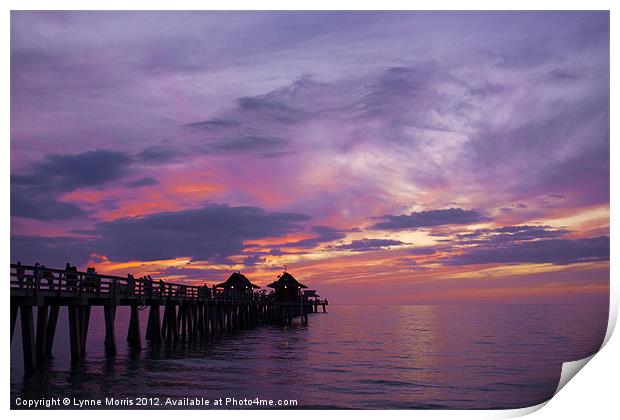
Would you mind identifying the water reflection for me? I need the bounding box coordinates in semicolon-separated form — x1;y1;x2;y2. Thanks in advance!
11;304;607;409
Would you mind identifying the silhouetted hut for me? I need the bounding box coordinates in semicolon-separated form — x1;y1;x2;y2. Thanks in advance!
267;271;307;302
215;272;260;292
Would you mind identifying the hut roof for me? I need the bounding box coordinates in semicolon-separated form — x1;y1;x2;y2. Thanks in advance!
267;271;307;289
215;272;260;289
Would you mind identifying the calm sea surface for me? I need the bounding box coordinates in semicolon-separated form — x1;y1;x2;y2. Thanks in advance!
11;304;608;409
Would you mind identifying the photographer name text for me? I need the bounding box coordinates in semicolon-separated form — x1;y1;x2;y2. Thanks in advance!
14;396;299;408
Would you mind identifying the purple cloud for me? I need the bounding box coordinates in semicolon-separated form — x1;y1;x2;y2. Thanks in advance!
333;238;406;252
446;236;609;266
125;177;159;188
11;204;312;266
12;149;131;193
373;208;490;230
456;225;570;245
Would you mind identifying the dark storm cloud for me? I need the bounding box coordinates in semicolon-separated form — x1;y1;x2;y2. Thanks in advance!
12;149;132;193
205;135;289;154
11;149;134;220
182;119;241;130
235;75;322;123
135;145;181;163
12;204;311;266
156;266;230;279
125;177;159;188
333;238;406;252
242;254;266;266
11;190;89;221
12;147;177;220
11;235;96;267
456;225;570;245
373;208;490;230
89;204;310;262
237;96;306;123
408;247;439;255
446;236;609;266
285;226;348;248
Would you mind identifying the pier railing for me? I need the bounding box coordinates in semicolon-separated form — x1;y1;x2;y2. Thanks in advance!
10;264;328;306
11;263;264;302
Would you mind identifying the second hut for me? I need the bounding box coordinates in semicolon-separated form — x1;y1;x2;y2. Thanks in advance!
267;271;307;302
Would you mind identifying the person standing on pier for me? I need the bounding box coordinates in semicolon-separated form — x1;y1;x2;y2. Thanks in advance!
40;266;54;291
15;261;25;289
65;263;77;292
143;275;153;297
85;267;99;293
159;279;165;297
126;274;135;295
32;263;40;291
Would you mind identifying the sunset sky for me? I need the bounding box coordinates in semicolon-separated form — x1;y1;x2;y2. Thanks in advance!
11;11;609;304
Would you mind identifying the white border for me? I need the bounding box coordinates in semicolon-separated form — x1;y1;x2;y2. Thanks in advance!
2;1;617;419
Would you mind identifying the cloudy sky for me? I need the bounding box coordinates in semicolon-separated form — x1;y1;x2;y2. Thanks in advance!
11;11;609;303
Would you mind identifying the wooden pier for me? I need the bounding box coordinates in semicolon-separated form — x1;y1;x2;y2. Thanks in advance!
10;263;328;374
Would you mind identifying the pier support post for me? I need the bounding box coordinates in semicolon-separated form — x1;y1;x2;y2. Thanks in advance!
20;306;37;374
80;306;91;355
104;305;117;355
208;303;215;335
197;304;205;338
11;303;18;344
192;304;199;338
178;303;187;339
127;305;142;350
36;305;49;364
171;304;179;342
218;304;225;333
146;304;161;344
162;302;178;343
240;305;246;329
211;303;217;335
161;303;170;342
230;305;237;330
160;304;168;341
187;304;195;339
68;305;83;363
45;305;59;357
154;303;161;343
206;303;212;335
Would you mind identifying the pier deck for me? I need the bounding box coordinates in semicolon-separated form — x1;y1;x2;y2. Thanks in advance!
10;263;328;374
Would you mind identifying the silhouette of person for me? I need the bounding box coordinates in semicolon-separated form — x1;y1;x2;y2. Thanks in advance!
15;261;25;289
65;263;78;292
143;275;153;296
41;265;54;291
31;263;40;291
126;274;135;295
85;267;98;293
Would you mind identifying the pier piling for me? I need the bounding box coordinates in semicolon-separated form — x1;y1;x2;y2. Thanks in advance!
104;305;117;355
46;305;60;357
127;305;141;350
20;306;36;374
35;305;49;364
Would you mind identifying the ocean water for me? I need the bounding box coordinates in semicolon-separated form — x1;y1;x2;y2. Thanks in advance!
11;304;608;409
